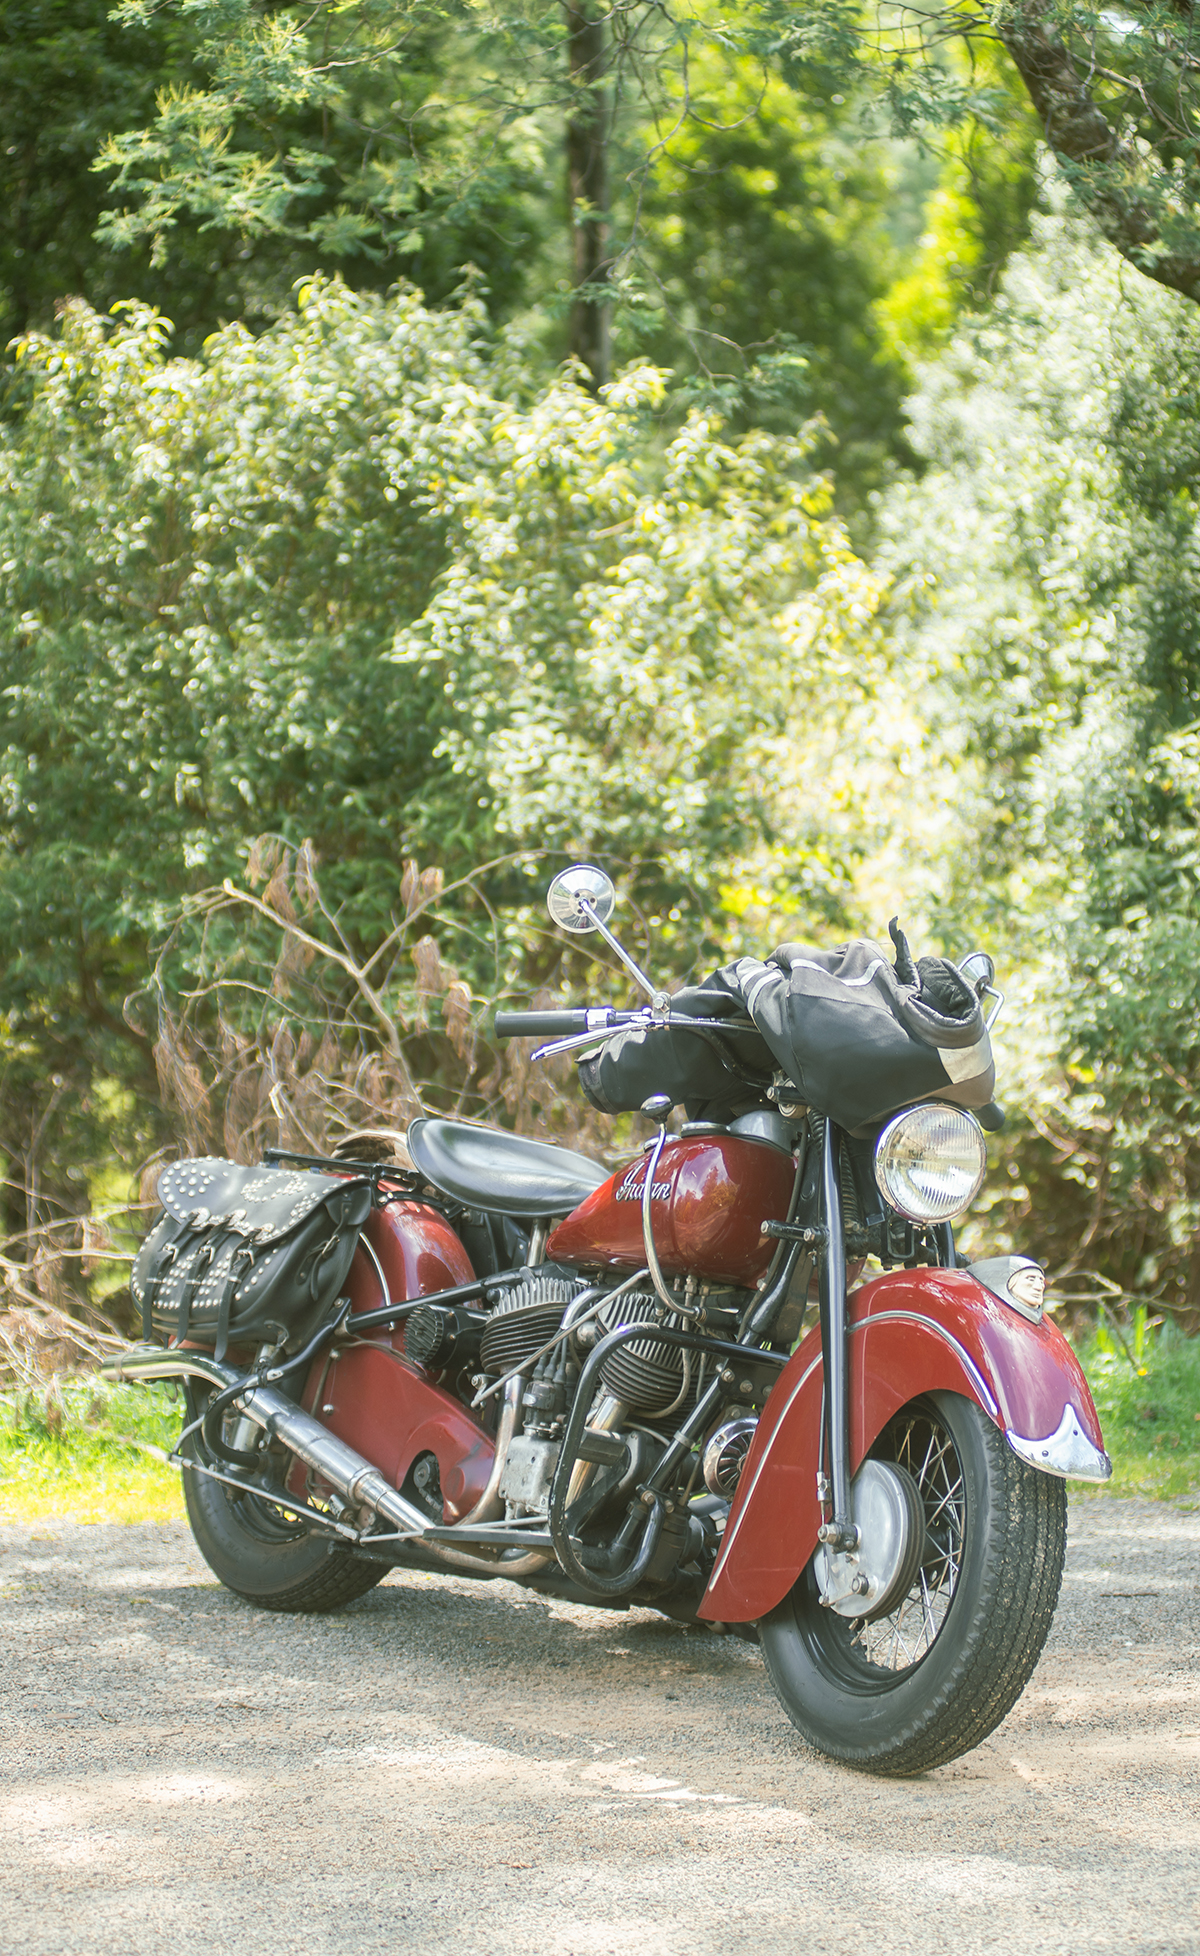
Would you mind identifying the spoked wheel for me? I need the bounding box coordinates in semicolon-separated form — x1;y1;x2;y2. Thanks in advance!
181;1394;386;1614
759;1391;1067;1776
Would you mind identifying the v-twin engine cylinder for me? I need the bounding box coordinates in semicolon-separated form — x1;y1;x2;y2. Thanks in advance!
478;1275;578;1374
597;1291;703;1416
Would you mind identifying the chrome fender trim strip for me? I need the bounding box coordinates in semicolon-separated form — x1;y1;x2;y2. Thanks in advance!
1007;1403;1113;1482
853;1311;1000;1420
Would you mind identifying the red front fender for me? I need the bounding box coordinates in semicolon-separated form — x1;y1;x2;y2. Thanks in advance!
698;1266;1106;1624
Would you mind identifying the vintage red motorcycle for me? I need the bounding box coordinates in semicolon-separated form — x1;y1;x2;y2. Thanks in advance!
105;866;1110;1776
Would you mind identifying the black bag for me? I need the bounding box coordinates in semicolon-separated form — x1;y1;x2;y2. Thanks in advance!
131;1158;374;1358
579;921;995;1137
579;1015;777;1127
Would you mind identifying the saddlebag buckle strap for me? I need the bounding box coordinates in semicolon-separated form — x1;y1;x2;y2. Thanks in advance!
132;1158;373;1356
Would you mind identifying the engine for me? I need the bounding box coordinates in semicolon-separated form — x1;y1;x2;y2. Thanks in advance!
456;1270;755;1529
596;1291;702;1416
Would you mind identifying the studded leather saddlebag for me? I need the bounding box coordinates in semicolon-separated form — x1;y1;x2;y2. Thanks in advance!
131;1158;373;1359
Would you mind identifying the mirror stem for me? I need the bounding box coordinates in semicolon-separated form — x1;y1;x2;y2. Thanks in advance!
579;896;666;1008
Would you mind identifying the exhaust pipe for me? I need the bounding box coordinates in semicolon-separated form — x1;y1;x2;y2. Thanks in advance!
103;1346;547;1575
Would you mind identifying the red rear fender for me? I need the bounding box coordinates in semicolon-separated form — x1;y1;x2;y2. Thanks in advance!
291;1195;493;1521
699;1266;1107;1625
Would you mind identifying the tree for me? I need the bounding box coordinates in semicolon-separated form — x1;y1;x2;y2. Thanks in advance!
0;0;206;349
88;0;1200;379
838;0;1200;307
874;196;1200;1307
94;0;680;385
630;47;907;490
0;277;882;1237
0;0;551;358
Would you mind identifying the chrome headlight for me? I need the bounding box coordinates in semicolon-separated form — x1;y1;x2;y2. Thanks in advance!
874;1104;987;1224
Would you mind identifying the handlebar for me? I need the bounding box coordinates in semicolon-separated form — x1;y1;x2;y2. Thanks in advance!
494;1010;592;1038
494;995;757;1042
494;1007;646;1039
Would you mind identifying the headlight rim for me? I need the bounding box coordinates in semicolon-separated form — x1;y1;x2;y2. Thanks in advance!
873;1101;988;1226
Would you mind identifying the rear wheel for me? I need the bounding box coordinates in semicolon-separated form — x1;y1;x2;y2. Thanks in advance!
181;1403;386;1614
759;1391;1066;1776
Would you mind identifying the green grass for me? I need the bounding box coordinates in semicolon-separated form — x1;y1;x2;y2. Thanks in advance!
1070;1316;1200;1502
0;1379;184;1523
0;1319;1197;1524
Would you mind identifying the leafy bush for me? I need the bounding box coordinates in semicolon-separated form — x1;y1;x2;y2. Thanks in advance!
875;197;1200;1313
1;276;887;1336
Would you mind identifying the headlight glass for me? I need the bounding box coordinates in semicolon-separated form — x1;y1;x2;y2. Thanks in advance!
874;1104;988;1224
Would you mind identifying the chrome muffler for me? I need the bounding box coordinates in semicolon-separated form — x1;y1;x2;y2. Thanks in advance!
102;1346;543;1574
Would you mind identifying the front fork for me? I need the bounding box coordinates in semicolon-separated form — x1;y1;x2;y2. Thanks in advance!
814;1119;954;1551
817;1117;855;1550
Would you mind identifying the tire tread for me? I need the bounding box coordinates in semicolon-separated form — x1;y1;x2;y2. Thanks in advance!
761;1397;1068;1777
221;1551;386;1615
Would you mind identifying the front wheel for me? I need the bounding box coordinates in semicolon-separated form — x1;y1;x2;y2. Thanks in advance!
759;1392;1066;1776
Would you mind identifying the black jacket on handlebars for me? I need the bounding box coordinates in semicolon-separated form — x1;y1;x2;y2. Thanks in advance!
577;920;995;1136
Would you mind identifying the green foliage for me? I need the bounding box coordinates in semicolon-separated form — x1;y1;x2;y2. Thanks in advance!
0;280;881;1228
629;51;907;492
874;198;1200;1303
0;0;199;347
877;52;1041;370
85;0;1200;342
0;1378;183;1521
1075;1319;1200;1500
0;0;546;356
878;198;1200;870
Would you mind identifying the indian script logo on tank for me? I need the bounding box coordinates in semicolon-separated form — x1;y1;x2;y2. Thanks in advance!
615;1166;672;1203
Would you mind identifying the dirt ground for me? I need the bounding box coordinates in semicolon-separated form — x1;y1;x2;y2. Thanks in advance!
1;1495;1197;1956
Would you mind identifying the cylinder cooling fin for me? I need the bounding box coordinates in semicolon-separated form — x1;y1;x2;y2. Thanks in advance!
479;1277;578;1376
597;1292;704;1417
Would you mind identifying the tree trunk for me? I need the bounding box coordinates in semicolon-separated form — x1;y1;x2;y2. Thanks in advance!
998;2;1200;303
564;1;610;388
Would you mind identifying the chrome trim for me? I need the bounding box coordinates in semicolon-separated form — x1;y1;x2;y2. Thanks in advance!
578;891;659;1003
359;1233;395;1313
642;1124;675;1311
855;1311;1000;1419
1007;1404;1113;1482
702;1417;759;1497
102;1346;237;1390
565;1391;628;1507
458;1376;523;1526
708;1353;823;1585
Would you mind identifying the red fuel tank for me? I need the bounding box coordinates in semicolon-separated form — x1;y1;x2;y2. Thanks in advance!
546;1134;796;1287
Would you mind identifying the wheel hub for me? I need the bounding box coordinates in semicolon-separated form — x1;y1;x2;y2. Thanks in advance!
813;1460;925;1620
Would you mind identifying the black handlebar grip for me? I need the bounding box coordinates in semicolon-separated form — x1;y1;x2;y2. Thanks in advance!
494;1009;592;1038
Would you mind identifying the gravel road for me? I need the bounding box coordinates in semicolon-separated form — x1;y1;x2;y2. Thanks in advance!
1;1496;1198;1956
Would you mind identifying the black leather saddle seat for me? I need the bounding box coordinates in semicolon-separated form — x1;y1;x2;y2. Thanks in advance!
406;1117;609;1220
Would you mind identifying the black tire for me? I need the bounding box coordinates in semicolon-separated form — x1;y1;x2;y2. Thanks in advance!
759;1391;1067;1776
181;1425;386;1615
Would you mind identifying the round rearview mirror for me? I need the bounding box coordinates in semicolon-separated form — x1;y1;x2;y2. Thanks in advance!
546;865;616;933
959;950;996;996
